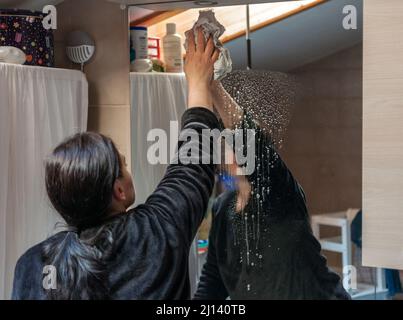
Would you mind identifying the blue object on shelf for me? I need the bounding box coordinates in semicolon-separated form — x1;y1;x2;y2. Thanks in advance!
130;26;147;61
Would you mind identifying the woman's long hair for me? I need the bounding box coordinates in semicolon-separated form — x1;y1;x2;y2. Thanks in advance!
42;132;122;299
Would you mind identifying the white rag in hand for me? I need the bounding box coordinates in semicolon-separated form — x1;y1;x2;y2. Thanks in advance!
184;10;232;81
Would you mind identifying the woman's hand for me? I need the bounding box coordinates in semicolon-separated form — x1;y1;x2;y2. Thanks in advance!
185;27;220;110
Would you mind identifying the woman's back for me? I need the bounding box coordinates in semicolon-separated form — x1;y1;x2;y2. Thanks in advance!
12;107;221;300
13;205;192;299
12;32;223;300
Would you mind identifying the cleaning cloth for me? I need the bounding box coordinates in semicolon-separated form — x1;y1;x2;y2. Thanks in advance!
184;10;232;81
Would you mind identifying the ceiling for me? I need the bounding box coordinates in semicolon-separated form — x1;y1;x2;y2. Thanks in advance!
226;0;363;71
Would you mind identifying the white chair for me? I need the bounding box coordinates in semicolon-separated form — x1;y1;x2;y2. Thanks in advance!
311;209;387;299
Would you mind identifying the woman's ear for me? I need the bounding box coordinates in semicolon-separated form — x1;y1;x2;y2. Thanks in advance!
113;179;127;201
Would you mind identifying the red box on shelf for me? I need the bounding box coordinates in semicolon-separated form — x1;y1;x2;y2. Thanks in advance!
148;37;160;60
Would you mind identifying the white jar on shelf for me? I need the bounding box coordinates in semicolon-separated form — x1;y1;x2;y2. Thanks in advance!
162;23;183;73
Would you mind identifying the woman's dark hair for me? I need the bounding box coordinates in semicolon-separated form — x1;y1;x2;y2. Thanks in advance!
42;132;122;299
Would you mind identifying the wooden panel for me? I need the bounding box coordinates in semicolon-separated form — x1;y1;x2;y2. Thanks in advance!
55;0;130;106
363;0;403;269
55;0;132;172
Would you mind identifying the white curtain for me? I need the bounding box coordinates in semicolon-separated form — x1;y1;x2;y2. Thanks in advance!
0;63;88;299
130;72;200;296
130;72;187;205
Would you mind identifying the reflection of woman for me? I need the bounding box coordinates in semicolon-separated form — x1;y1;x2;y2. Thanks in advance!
194;82;351;300
12;28;221;300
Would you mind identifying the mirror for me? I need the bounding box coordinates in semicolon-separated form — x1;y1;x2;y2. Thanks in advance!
2;0;402;302
128;0;400;300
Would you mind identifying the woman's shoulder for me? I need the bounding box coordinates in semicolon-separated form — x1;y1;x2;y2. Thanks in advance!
15;231;68;272
12;231;68;299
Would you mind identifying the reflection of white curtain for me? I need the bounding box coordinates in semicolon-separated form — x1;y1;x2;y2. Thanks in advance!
130;72;200;296
130;72;187;205
0;63;88;299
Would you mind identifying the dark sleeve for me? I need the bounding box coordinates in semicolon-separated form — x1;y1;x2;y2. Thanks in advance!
11;259;23;300
143;107;221;244
193;201;229;300
11;247;46;300
238;112;306;217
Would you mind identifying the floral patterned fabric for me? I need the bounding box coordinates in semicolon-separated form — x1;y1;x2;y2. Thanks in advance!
0;9;54;67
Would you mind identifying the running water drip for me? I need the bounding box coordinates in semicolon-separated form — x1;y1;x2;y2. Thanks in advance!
216;70;299;271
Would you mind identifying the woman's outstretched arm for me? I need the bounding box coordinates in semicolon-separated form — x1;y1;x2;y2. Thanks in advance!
186;28;219;110
211;80;244;129
143;28;222;243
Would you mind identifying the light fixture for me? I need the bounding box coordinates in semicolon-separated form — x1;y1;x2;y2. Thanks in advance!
66;31;95;72
194;1;218;6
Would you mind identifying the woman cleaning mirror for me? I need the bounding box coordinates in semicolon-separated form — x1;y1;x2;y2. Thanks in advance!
12;28;221;300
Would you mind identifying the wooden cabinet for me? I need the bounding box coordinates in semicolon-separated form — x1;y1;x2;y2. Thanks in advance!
363;0;403;269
